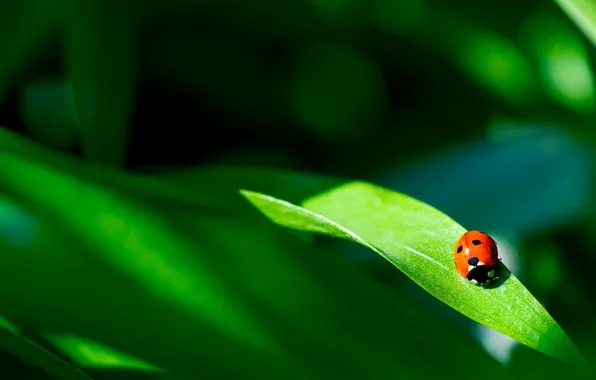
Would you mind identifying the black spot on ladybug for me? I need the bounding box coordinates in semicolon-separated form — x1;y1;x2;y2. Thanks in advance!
457;245;463;253
490;246;496;252
472;240;482;245
468;256;479;266
466;264;495;285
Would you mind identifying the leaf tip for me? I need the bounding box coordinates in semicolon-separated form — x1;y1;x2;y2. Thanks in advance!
238;188;261;201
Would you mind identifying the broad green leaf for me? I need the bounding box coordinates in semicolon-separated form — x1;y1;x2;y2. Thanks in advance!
240;182;585;364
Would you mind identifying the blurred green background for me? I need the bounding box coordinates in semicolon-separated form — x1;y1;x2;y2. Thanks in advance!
1;0;596;378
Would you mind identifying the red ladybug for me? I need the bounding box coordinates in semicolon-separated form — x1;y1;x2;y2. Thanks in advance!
453;230;499;284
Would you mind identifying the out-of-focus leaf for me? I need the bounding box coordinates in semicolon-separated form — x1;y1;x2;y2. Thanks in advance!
240;184;584;364
44;335;162;372
521;14;595;113
380;123;592;234
457;29;536;106
0;128;224;211
65;0;137;166
557;0;596;48
0;321;92;380
284;41;386;141
19;78;80;149
0;153;306;379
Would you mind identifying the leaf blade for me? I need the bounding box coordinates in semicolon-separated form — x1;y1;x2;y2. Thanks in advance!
241;181;584;364
0;322;93;380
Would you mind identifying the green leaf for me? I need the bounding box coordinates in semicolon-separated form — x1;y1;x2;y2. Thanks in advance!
240;182;585;364
0;320;92;380
44;334;162;372
557;0;596;49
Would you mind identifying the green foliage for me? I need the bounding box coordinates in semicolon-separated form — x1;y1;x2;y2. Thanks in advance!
0;128;593;378
0;137;507;379
2;0;596;378
0;322;92;380
557;0;596;48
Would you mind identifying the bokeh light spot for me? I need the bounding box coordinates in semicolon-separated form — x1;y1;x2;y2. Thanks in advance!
521;15;594;113
459;31;535;105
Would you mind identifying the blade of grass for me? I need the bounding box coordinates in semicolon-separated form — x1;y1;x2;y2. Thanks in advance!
557;0;596;48
240;183;585;365
0;322;93;380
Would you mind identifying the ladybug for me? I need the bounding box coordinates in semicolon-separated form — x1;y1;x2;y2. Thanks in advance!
453;230;499;284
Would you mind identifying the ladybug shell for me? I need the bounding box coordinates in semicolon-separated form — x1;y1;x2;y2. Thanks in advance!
453;230;498;282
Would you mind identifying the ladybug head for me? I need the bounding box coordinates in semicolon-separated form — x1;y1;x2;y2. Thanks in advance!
468;256;479;266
